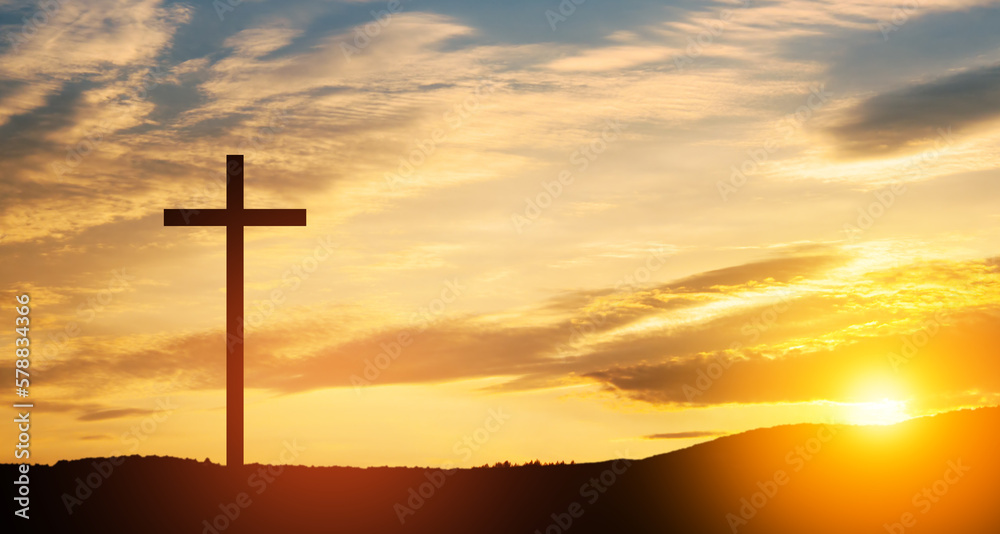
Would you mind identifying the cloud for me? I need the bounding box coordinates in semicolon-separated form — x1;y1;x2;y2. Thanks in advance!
666;253;842;292
586;307;1000;409
35;251;846;396
583;255;1000;408
545;45;675;72
77;408;156;422
36;250;1000;418
827;63;1000;157
0;0;193;126
643;430;727;439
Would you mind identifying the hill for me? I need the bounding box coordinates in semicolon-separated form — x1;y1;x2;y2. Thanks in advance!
6;406;998;533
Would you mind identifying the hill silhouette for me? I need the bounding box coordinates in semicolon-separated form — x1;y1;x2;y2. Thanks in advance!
7;406;998;533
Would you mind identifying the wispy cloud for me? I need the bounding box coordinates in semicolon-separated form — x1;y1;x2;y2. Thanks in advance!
643;430;728;439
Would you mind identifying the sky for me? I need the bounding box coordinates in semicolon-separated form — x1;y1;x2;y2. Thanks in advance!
1;0;999;468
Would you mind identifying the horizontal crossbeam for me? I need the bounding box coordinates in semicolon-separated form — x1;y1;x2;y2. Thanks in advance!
163;209;307;227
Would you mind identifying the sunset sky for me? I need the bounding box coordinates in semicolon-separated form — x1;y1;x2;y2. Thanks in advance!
2;0;999;468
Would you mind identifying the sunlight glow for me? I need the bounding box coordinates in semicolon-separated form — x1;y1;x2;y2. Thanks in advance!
844;399;911;426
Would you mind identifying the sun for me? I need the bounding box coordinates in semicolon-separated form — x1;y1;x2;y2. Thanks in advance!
842;375;913;425
845;398;911;426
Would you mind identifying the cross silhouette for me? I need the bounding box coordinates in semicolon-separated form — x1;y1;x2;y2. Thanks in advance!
164;154;306;468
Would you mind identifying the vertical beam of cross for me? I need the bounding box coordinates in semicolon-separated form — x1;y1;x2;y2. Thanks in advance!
164;155;306;468
226;156;245;471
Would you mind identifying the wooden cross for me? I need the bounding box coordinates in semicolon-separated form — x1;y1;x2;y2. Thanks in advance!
164;155;306;468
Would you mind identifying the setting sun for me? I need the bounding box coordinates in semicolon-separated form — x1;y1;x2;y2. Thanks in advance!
844;399;911;426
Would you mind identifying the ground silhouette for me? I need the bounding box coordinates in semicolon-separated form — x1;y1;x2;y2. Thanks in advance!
7;406;998;533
